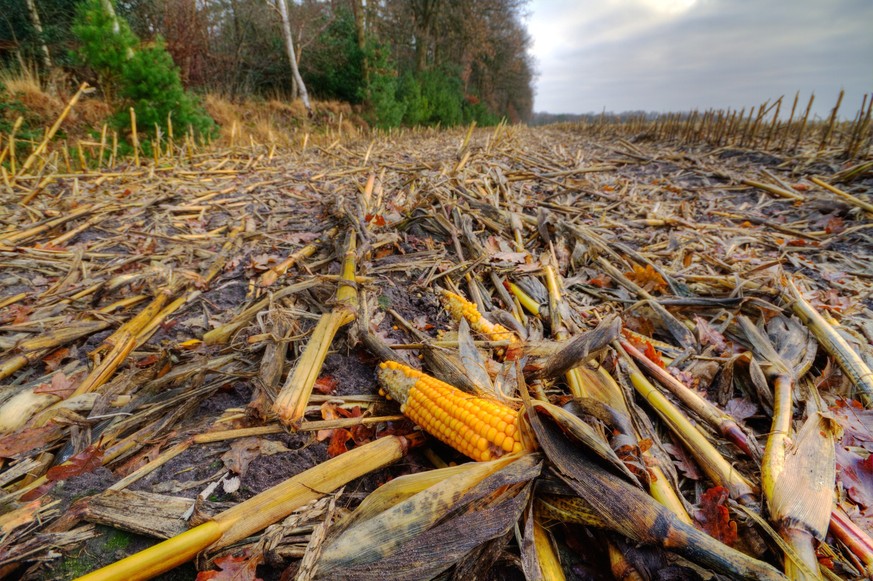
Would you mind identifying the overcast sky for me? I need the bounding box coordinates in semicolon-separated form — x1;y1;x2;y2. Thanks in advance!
527;0;873;117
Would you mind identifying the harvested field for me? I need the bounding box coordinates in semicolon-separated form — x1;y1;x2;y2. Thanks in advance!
1;120;873;580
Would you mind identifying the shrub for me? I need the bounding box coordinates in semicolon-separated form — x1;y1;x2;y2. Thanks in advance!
112;41;215;140
362;42;404;129
73;0;214;144
72;0;137;103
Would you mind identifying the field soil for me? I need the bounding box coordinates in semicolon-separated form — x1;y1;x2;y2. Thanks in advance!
1;124;872;580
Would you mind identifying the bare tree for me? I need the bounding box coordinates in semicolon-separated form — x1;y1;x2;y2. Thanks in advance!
275;0;311;114
24;0;52;69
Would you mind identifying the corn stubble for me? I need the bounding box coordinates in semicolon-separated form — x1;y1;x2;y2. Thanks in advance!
3;101;873;581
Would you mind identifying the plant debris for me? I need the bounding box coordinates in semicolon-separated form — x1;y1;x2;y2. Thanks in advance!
1;115;873;580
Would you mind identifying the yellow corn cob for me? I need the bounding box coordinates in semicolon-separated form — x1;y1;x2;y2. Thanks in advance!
438;289;518;344
377;360;524;462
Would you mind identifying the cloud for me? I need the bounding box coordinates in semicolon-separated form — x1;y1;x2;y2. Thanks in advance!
529;0;873;116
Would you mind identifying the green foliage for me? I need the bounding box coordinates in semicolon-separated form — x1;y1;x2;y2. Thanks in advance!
301;8;364;103
72;0;138;101
396;71;425;126
72;0;213;143
416;68;463;126
362;42;404;129
112;41;214;139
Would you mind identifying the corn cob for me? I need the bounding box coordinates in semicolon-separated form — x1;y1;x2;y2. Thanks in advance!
438;289;519;344
377;360;524;461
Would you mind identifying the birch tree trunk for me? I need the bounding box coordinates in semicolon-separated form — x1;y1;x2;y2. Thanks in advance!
276;0;311;114
24;0;52;69
100;0;134;59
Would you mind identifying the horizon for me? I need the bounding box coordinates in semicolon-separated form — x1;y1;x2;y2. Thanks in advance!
527;0;873;120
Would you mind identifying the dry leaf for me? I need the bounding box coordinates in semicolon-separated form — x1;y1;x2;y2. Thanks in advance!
46;444;104;481
196;552;263;581
625;264;668;293
41;347;70;371
314;375;338;395
695;486;738;547
0;424;64;458
34;371;79;398
221;437;262;477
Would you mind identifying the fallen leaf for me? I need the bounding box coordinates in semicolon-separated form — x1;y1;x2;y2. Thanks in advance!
625;264;668;293
725;398;758;422
663;442;702;480
830;400;873;452
221;437;262;477
314;375;338;395
491;251;527;263
1;304;33;325
196;552;263;581
836;447;873;511
327;429;354;457
286;232;320;244
588;273;613;288
694;316;730;353
34;371;80;398
695;486;738;546
363;213;386;227
41;348;70;371
46;444;104;481
643;342;666;370
825;216;845;234
134;353;162;368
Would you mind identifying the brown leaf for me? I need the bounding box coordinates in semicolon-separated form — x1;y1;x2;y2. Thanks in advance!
0;424;64;458
825;216;845;234
588;273;613;288
34;371;79;398
625;264;667;293
196;552;263;581
837;445;873;511
135;353;162;368
725;398;758;422
695;486;738;546
46;444;104;481
221;437;262;477
1;304;32;325
41;347;70;371
694;316;730;354
643;342;666;370
327;429;354;457
313;375;338;395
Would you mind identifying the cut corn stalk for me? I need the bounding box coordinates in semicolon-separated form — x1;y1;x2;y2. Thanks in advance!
528;406;785;581
616;341;758;505
377;360;527;461
438;288;520;348
511;276;691;524
620;337;760;459
765;412;836;580
71;290;172;398
258;226;337;287
273;232;358;426
788;279;873;407
75;435;408;581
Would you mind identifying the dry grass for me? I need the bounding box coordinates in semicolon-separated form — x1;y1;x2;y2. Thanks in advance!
204;93;314;147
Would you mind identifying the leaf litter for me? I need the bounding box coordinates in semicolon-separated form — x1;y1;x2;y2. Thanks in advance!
0;119;872;579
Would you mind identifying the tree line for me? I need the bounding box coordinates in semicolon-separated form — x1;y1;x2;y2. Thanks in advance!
1;0;536;129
